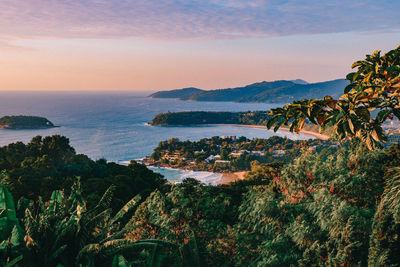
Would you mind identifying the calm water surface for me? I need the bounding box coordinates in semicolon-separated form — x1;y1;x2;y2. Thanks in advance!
0;91;314;182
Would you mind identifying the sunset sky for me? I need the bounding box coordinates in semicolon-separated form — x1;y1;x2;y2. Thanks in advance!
1;0;399;91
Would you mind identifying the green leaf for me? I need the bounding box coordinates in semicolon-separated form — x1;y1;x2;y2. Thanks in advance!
351;61;363;69
5;255;23;267
365;135;373;150
386;65;400;72
344;84;354;94
111;255;129;267
376;109;391;123
273;120;286;132
110;195;141;225
346;72;356;81
266;116;282;129
393;109;400;120
355;107;370;121
348;118;355;134
0;187;18;241
370;129;381;142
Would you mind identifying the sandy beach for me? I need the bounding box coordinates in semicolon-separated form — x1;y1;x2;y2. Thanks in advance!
148;165;247;185
144;123;329;185
218;171;247;184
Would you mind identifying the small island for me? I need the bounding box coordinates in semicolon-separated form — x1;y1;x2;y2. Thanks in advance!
0;115;56;129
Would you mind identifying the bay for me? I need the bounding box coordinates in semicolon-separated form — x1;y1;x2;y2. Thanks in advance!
0;91;314;182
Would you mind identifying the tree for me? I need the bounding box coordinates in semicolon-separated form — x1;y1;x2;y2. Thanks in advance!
267;45;400;150
0;178;190;267
368;167;400;266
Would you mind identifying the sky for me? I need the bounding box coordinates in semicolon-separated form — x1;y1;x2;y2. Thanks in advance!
0;0;399;91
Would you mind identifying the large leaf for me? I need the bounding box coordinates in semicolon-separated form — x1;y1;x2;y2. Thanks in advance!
110;195;141;225
0;187;18;241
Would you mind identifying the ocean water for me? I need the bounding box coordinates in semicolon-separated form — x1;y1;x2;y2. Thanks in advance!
0;91;314;182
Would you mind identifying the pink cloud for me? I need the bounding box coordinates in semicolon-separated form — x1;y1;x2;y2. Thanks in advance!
0;0;399;40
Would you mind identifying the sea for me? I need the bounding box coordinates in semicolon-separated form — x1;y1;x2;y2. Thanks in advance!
0;91;314;184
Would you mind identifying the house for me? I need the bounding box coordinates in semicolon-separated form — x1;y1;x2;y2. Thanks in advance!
142;157;155;164
249;151;266;156
194;149;205;155
215;160;231;165
273;150;285;156
308;146;317;152
230;151;244;157
206;155;221;162
162;151;183;161
221;135;237;140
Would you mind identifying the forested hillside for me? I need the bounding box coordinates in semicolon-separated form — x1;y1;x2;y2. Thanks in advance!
0;45;399;266
149;87;205;98
2;135;399;266
150;111;272;125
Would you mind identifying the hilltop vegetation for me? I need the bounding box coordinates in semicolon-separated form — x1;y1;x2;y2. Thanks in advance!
149;79;348;103
150;110;326;135
0;116;55;129
2;135;399;266
0;135;165;209
0;45;400;266
151;111;273;125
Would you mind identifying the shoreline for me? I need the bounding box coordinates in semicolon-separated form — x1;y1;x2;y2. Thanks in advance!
143;123;328;184
219;171;247;184
147;165;247;185
208;124;329;140
149;122;329;140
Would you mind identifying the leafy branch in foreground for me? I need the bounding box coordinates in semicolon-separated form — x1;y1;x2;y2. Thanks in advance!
267;45;400;150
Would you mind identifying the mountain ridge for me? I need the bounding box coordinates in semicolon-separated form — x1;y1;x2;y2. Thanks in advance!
149;78;348;103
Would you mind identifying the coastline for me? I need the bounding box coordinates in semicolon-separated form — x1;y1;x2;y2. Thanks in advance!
0;126;58;130
143;123;328;184
212;124;329;140
149;122;329;140
147;165;247;185
219;171;247;184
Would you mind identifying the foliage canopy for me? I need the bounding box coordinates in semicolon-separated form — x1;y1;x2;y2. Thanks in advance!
268;45;400;150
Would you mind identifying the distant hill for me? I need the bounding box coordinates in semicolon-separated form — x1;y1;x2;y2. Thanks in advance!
290;79;308;85
0;116;55;129
149;87;205;98
149;79;348;103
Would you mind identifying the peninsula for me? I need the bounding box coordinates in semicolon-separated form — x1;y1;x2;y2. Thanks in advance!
150;111;272;126
0;115;56;129
150;111;331;139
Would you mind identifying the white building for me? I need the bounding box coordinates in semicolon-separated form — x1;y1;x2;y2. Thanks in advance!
273;150;285;156
215;160;231;165
206;155;221;162
221;135;237;140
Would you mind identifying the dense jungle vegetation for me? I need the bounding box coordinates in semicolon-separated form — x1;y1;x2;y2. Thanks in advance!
0;45;399;266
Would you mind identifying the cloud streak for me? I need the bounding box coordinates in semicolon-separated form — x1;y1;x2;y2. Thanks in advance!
0;0;399;40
